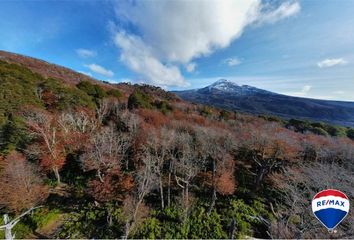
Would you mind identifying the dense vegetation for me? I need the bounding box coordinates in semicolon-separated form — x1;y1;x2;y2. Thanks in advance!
259;115;354;140
0;59;353;239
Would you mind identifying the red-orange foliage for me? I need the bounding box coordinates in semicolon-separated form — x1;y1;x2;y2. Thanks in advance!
41;90;58;110
88;172;134;203
215;154;236;195
0;151;49;213
215;171;236;195
23;108;68;183
301;133;354;162
188;113;207;126
137;109;169;127
172;109;186;121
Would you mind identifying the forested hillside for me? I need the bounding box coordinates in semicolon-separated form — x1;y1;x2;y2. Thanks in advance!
0;55;353;239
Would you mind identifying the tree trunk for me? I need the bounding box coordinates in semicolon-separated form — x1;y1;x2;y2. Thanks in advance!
122;221;130;240
125;158;129;171
133;198;143;223
3;214;13;240
255;167;268;190
123;197;144;239
53;167;61;184
159;175;165;209
1;207;42;240
107;209;113;227
97;169;104;183
185;182;189;209
167;172;171;207
229;218;237;240
208;189;217;215
208;158;217;215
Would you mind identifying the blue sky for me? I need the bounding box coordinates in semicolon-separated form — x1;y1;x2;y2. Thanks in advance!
1;0;354;101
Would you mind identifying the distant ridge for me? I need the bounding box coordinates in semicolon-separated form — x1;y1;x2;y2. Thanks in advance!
173;79;354;127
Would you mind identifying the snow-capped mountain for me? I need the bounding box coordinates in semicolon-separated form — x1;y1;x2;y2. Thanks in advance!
205;79;274;95
172;79;354;127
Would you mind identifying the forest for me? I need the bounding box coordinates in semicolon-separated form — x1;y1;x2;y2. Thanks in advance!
0;59;353;239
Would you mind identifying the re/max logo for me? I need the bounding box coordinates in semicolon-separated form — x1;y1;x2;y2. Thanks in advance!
317;199;345;207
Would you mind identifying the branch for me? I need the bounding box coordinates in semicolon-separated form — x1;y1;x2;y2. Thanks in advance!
175;175;186;189
0;206;43;230
247;215;270;226
252;155;262;167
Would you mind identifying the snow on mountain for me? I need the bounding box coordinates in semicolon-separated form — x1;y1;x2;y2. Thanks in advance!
205;79;274;95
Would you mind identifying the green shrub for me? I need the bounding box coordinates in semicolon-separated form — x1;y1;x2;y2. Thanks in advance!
57;203;125;239
220;110;231;120
310;122;326;129
76;81;97;96
259;115;283;123
154;100;173;114
0;114;29;154
133;205;227;239
0;60;95;117
200;106;212;117
107;89;122;99
127;90;153;110
309;127;329;136
133;217;162;239
0;61;43;122
286;119;310;133
324;125;347;137
31;208;62;229
187;207;227;239
347;128;354;140
76;81;107;104
40;78;95;109
221;199;271;238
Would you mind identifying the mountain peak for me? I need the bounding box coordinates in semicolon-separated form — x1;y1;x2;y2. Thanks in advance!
201;78;276;96
213;79;230;84
208;79;241;92
210;79;237;86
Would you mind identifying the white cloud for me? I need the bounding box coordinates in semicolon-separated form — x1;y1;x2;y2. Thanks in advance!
255;1;301;24
333;90;345;95
223;57;242;66
317;58;348;68
114;0;300;87
78;71;93;77
301;85;312;94
290;85;312;97
76;48;97;58
114;32;187;87
186;62;197;73
84;63;114;78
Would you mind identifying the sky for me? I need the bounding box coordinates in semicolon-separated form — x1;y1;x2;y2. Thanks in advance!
0;0;354;101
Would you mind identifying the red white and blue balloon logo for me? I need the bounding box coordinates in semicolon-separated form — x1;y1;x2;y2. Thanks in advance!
312;189;350;231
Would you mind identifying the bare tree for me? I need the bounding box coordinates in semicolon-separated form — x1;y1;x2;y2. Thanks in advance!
58;108;97;134
194;126;237;214
116;110;140;171
80;124;131;182
173;131;204;210
270;161;354;238
0;151;48;213
96;98;115;125
144;127;175;209
23;108;67;184
123;147;157;238
241;122;301;190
